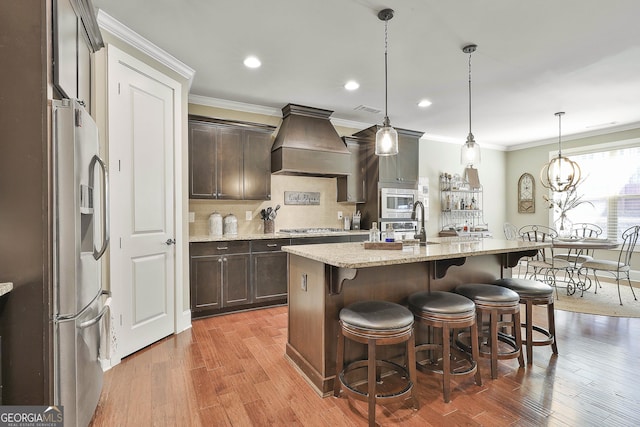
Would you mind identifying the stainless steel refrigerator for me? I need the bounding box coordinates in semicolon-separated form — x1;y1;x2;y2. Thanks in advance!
52;99;110;427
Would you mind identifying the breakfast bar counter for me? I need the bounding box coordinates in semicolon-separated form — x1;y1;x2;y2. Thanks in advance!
281;237;548;396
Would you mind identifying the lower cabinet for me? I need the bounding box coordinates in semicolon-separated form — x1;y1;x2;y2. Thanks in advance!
190;239;288;318
252;239;290;303
189;234;368;318
190;241;251;317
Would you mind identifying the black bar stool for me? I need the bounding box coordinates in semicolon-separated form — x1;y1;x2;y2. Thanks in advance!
494;277;558;364
408;290;482;402
454;284;525;379
334;300;418;427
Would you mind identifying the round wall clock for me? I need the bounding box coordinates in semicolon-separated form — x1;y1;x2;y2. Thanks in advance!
518;173;535;213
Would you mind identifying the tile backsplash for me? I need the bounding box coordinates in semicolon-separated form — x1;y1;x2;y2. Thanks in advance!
189;175;357;235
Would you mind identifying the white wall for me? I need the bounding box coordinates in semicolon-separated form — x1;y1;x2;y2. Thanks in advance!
418;139;507;237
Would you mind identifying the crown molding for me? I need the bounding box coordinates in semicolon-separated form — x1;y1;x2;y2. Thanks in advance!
188;94;371;130
96;10;195;88
507;120;640;151
188;95;281;117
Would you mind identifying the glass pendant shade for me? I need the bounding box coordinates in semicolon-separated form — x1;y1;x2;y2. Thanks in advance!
461;137;481;167
375;9;398;157
375;118;398;156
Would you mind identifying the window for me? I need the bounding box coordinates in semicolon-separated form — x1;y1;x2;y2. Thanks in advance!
555;141;640;241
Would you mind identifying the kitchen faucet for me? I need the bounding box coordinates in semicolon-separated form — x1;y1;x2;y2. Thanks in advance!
412;201;426;243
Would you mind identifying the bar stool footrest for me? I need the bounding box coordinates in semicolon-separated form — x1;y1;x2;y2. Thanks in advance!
415;343;478;377
523;324;554;347
339;360;413;402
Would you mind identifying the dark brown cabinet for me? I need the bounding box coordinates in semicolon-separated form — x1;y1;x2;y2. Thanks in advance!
189;241;251;317
352;125;424;229
353;125;423;186
252;239;289;303
188;116;275;200
189;236;368;318
337;136;367;203
53;0;103;111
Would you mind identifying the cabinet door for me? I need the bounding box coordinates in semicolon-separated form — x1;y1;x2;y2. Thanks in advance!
396;137;419;184
337;138;366;203
243;130;272;200
378;153;398;184
377;136;418;184
53;0;79;99
189;122;216;198
223;253;251;306
253;251;288;302
77;25;92;111
190;255;222;310
216;127;243;199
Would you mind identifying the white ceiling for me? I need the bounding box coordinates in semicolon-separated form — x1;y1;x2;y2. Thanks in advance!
93;0;640;149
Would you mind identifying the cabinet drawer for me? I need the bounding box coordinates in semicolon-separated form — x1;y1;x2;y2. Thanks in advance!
251;239;291;252
190;241;250;256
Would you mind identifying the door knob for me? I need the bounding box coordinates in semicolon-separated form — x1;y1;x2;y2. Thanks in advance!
165;238;176;245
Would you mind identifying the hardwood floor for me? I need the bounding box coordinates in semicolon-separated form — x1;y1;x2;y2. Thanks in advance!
90;306;640;426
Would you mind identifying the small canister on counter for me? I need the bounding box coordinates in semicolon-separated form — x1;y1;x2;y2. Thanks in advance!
223;213;238;235
208;212;223;236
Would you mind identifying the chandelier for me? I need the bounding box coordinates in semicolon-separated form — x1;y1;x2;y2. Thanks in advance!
540;112;581;192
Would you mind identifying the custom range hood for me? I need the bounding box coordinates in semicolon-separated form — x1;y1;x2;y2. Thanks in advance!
271;104;350;177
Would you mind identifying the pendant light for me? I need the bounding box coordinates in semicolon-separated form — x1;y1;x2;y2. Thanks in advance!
375;8;398;156
460;44;481;167
540;112;581;192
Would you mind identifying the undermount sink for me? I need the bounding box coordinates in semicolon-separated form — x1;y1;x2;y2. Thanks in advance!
402;239;439;246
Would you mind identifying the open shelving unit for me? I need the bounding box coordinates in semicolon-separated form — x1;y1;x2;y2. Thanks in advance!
439;175;489;237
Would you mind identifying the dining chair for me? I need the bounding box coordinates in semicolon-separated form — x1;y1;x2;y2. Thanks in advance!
554;223;603;268
518;225;574;294
504;223;528;277
579;225;640;305
503;223;518;240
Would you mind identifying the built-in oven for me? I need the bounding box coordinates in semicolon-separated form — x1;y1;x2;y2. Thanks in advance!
380;187;418;219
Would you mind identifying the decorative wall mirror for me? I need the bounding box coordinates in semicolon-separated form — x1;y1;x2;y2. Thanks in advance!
518;173;535;213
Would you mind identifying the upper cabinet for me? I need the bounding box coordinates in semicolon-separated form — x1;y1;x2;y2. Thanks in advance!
337;136;367;203
53;0;104;110
353;125;423;186
188;116;276;200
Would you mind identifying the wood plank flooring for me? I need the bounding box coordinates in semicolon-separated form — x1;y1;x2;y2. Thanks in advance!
90;306;640;426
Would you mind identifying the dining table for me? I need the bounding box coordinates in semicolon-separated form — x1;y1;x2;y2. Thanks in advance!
552;237;619;294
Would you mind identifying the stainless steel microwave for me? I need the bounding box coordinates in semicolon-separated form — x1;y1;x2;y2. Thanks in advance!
380;187;418;219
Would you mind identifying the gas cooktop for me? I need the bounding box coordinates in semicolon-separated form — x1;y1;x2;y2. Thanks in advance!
279;228;345;234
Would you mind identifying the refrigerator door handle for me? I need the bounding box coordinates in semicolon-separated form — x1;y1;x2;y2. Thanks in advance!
90;154;110;260
79;297;111;329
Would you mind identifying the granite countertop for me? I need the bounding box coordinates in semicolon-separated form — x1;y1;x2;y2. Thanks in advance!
0;282;13;297
189;230;369;242
281;237;549;268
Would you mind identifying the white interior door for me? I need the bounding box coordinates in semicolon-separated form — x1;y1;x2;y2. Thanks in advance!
108;47;176;359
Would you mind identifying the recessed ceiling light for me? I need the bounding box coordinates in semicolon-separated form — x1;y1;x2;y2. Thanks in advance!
418;99;432;108
344;81;360;91
243;56;261;68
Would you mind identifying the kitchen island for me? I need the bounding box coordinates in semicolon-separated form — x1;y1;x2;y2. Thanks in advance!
281;237;548;396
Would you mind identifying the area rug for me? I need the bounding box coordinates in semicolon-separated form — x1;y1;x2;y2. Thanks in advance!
553;280;640;318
